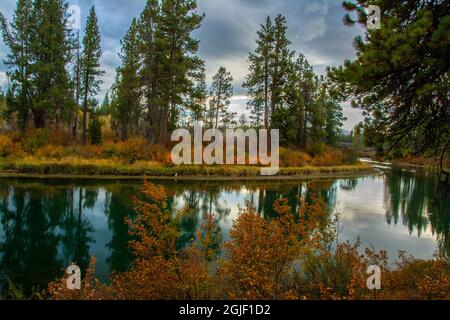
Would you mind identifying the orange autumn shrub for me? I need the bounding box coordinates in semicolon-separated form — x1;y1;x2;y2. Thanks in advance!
218;194;328;300
116;137;152;164
67;144;104;159
22;128;72;150
279;147;313;167
116;138;169;163
312;149;344;167
0;135;24;157
47;182;450;301
387;251;450;300
35;145;65;159
48;181;221;300
47;129;73;147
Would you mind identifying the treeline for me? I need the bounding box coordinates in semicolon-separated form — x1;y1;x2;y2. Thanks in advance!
110;6;345;149
0;0;345;150
244;15;345;149
0;0;103;144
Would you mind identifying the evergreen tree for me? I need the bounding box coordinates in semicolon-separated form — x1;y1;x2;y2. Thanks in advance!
29;0;73;129
283;53;316;149
186;66;208;124
80;6;103;144
157;0;204;143
270;14;293;116
0;0;33;132
209;67;233;129
99;91;110;116
88;114;102;145
138;0;160;142
243;16;273;129
113;19;142;141
329;0;450;174
238;113;248;128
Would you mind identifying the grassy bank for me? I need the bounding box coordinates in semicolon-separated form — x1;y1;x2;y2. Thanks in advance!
0;157;373;180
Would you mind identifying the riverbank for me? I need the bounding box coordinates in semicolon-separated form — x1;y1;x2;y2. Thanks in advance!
0;158;374;180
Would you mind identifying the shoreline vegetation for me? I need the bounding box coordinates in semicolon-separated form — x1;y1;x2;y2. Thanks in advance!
0;163;374;180
0;131;374;180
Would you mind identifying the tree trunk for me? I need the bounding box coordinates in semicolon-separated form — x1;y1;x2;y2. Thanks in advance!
264;59;269;130
81;72;89;145
72;31;81;143
82;99;88;145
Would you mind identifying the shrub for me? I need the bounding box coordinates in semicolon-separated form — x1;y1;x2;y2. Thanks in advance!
22;128;51;152
116;137;152;163
312;150;344;167
89;116;102;145
73;145;104;159
308;142;327;157
279;147;312;167
101;141;118;158
342;149;359;165
35;145;65;159
46;182;450;301
147;144;170;163
0;135;24;157
48;129;73;147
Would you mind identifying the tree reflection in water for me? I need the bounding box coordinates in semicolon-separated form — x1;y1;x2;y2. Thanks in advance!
0;171;448;297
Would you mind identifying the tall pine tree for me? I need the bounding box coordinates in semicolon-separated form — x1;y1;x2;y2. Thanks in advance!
80;6;103;144
209;67;233;129
0;0;33;132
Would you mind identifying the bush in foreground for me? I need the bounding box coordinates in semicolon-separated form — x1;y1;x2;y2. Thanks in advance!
47;182;450;300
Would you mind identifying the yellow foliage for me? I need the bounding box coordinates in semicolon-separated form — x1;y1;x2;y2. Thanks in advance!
47;182;450;300
35;145;65;159
0;135;24;157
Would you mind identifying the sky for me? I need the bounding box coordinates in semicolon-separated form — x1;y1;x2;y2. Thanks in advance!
0;0;365;130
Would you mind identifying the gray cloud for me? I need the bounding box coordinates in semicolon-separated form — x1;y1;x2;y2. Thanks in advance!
0;0;364;127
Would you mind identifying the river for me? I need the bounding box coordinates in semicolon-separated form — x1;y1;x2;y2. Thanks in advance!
0;165;448;295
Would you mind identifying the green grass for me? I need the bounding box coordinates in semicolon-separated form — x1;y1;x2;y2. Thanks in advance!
0;157;373;178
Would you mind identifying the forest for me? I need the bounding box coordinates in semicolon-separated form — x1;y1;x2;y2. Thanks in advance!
0;0;448;302
0;0;358;176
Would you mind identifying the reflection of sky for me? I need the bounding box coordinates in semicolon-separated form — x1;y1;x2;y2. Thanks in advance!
334;176;436;260
169;176;438;261
0;173;441;287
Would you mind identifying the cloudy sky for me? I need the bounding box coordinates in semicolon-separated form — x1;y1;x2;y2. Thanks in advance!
0;0;365;130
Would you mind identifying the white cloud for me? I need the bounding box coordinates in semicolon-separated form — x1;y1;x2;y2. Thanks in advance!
0;72;8;88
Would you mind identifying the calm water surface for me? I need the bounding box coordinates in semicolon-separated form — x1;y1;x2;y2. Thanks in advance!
0;168;448;295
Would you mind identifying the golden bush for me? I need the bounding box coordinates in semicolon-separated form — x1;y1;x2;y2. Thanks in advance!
35;145;65;159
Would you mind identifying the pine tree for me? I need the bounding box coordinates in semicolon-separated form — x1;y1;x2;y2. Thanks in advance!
209;67;233;129
80;6;104;144
270;15;293;116
113;19;142;141
284;53;316;149
243;16;273;129
157;0;204;143
187;66;208;124
99;91;110;116
88;113;102;145
329;0;450;176
0;0;33;132
238;113;248;128
138;0;160;142
29;0;73;129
